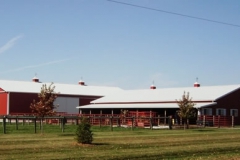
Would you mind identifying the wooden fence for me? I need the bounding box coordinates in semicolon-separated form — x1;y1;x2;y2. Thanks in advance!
197;115;236;127
0;115;172;134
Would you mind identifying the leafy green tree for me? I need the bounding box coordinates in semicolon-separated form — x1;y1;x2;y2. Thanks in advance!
176;92;196;129
76;117;93;144
30;83;58;133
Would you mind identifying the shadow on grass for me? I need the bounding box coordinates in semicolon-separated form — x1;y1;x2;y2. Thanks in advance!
193;129;216;132
58;133;75;136
92;142;109;145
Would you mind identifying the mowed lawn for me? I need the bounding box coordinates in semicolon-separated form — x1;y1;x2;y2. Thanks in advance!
1;124;240;160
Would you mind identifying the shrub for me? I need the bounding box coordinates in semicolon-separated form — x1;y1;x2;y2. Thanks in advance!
75;117;93;144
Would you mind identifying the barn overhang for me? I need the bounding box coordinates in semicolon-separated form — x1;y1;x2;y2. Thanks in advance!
76;102;215;109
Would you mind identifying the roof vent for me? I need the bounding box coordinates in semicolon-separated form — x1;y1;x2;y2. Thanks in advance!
150;81;156;89
194;77;200;87
78;77;86;86
32;76;39;83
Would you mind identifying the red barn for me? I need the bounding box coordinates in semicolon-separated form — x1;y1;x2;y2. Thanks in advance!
0;78;122;115
78;82;240;125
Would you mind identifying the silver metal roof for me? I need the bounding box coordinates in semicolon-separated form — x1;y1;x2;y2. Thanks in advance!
90;85;240;104
0;80;123;96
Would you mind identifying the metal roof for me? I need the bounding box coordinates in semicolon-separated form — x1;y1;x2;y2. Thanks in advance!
91;85;240;104
0;80;123;96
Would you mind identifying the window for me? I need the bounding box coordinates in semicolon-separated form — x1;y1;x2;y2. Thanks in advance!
202;108;212;115
230;109;238;117
216;108;226;116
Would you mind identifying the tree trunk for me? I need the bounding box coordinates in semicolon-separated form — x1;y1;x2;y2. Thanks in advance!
187;119;189;129
41;118;44;134
183;119;187;130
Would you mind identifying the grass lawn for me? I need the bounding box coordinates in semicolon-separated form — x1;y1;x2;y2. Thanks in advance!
1;124;240;160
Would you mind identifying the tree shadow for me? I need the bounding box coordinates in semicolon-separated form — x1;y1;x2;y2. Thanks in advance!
58;133;75;136
92;143;109;145
193;129;215;132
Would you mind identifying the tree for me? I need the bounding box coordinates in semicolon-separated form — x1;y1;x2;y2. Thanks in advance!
30;83;58;133
76;117;93;144
176;92;196;129
120;109;128;125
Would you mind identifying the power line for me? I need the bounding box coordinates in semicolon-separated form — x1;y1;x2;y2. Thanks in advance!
107;0;240;28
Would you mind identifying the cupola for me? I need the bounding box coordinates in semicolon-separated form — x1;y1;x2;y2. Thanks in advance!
78;77;85;86
32;74;39;83
150;81;156;89
194;77;200;87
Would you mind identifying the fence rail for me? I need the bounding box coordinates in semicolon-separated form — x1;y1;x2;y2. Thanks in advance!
0;115;173;134
197;115;236;127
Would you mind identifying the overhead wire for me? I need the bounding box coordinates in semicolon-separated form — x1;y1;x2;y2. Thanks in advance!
107;0;240;28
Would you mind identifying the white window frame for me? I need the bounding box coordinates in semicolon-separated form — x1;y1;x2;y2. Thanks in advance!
202;108;212;115
230;109;238;117
216;108;226;116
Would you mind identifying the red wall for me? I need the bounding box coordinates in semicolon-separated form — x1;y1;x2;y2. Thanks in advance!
208;88;240;125
0;93;8;115
79;97;101;106
9;92;38;114
8;92;101;115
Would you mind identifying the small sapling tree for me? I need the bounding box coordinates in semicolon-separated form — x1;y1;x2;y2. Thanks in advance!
120;109;129;126
30;83;58;133
176;92;196;130
76;117;93;144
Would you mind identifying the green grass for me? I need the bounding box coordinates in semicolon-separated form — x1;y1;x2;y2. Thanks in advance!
1;124;240;160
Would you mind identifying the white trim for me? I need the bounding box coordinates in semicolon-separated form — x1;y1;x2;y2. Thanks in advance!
216;108;226;116
202;108;212;115
230;109;238;117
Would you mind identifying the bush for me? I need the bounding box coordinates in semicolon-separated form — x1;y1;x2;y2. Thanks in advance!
75;117;93;144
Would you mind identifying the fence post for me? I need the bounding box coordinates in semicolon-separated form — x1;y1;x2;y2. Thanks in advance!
110;116;113;131
168;116;172;130
203;115;206;128
3;116;6;134
61;117;65;133
16;117;18;130
213;115;215;127
164;116;166;125
75;118;78;125
218;115;220;128
158;115;160;126
150;117;153;130
117;116;120;127
34;117;37;133
131;117;134;131
99;116;102;128
39;118;42;130
232;116;234;128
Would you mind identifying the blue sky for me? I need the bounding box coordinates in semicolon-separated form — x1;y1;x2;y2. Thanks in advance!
0;0;240;89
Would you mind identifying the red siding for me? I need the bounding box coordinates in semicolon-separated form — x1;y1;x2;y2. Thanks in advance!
9;92;38;114
80;98;98;106
210;88;240;125
8;92;101;115
0;93;8;115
